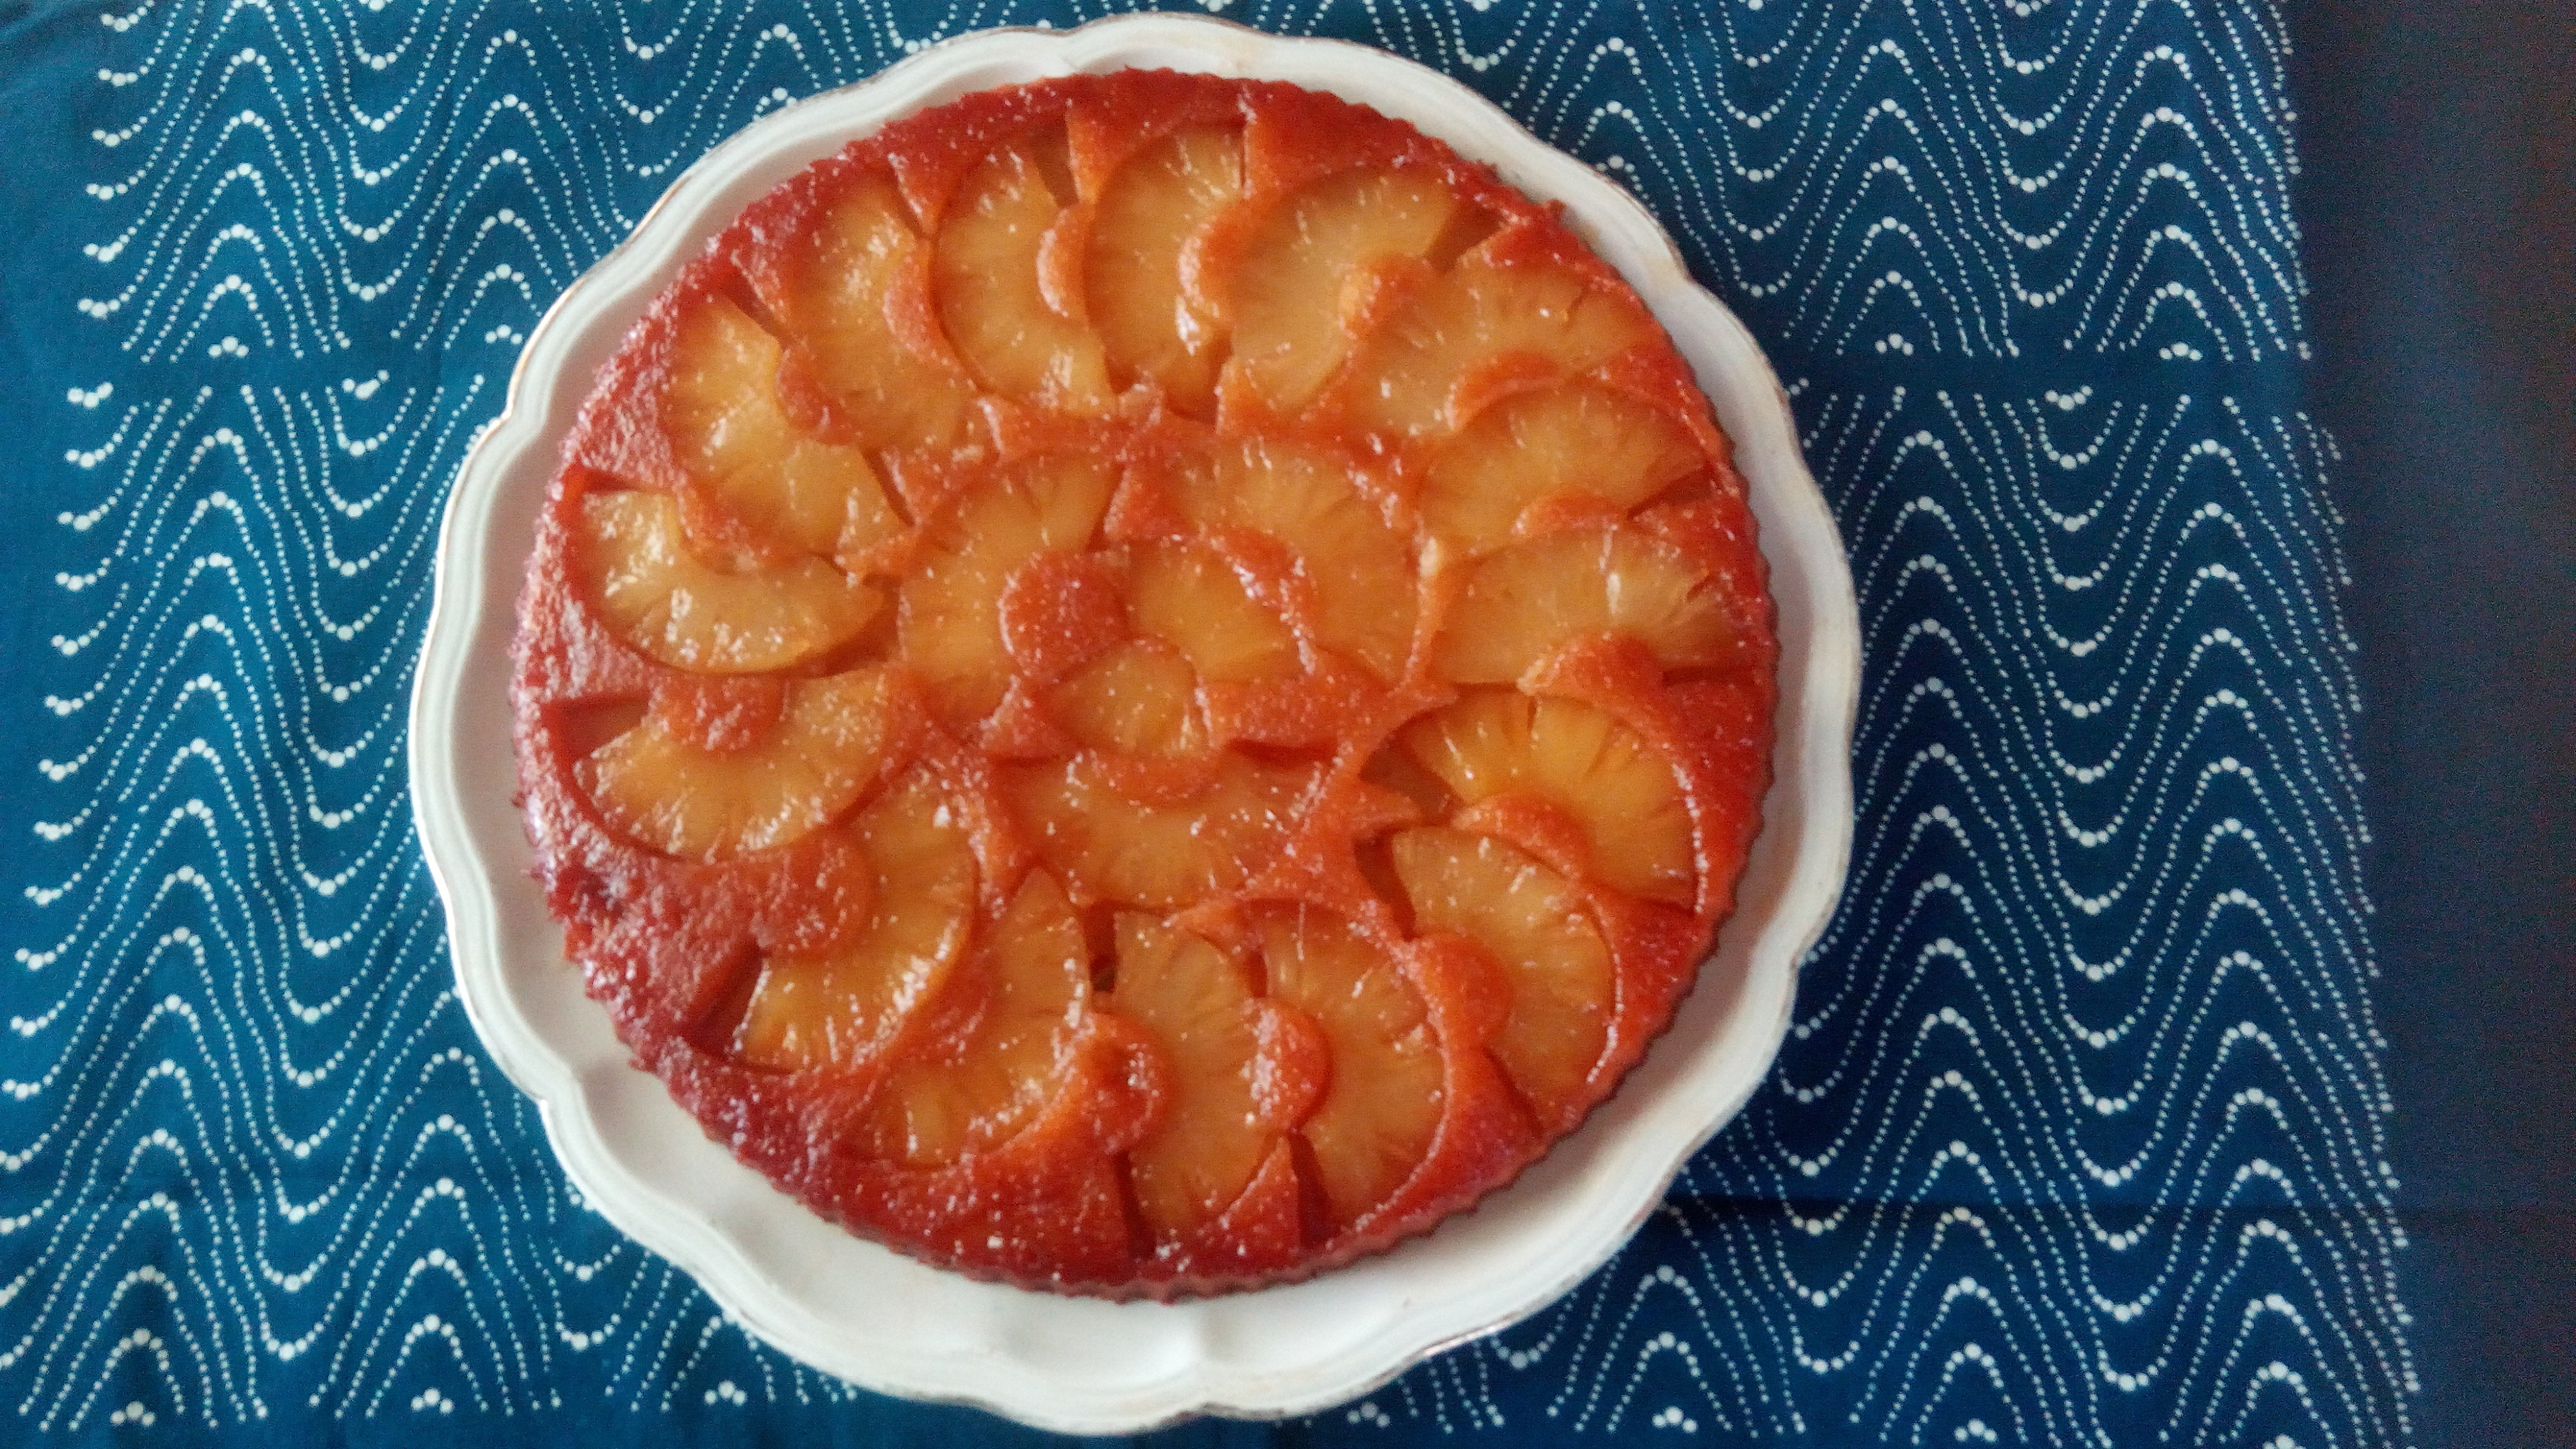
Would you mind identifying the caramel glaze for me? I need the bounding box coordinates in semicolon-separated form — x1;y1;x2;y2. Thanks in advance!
511;70;1777;1297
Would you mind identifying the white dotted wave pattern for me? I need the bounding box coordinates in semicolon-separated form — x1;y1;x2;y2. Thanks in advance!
11;0;2406;1441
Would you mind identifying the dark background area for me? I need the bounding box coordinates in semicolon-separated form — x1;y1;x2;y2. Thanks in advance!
2292;1;2574;1445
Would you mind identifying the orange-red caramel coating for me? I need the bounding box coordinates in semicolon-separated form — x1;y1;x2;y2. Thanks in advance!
512;70;1776;1297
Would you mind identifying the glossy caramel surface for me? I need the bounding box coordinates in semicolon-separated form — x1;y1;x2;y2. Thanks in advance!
513;70;1776;1296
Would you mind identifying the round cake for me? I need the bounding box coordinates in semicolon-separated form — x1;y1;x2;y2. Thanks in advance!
511;69;1777;1296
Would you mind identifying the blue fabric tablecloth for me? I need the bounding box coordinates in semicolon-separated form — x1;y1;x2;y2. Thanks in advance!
0;1;2415;1444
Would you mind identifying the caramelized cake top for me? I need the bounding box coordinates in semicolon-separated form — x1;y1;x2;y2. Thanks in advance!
512;70;1776;1296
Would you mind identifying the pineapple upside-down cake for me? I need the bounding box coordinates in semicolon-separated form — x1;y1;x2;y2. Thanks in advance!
512;70;1777;1296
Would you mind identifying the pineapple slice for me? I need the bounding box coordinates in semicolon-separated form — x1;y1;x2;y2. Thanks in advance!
573;491;880;674
665;295;903;558
1419;383;1701;557
1224;170;1465;414
996;551;1128;684
756;173;978;453
899;455;1117;725
1125;541;1299;684
1256;907;1442;1229
1361;736;1460;822
933;131;1114;413
1343;254;1659;438
735;772;979;1071
855;871;1089;1167
1008;753;1320;909
1111;915;1269;1241
1391;828;1611;1121
1399;691;1694;905
1433;528;1735;683
1166;438;1413;680
1051;641;1206;757
578;670;898;860
1087;126;1242;414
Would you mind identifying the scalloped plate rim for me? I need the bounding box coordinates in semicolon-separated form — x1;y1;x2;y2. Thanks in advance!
409;14;1858;1435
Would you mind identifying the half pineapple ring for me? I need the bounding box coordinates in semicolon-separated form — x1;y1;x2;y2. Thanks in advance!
513;69;1776;1298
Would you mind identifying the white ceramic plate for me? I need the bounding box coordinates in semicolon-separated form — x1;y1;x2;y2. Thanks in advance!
409;14;1858;1434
